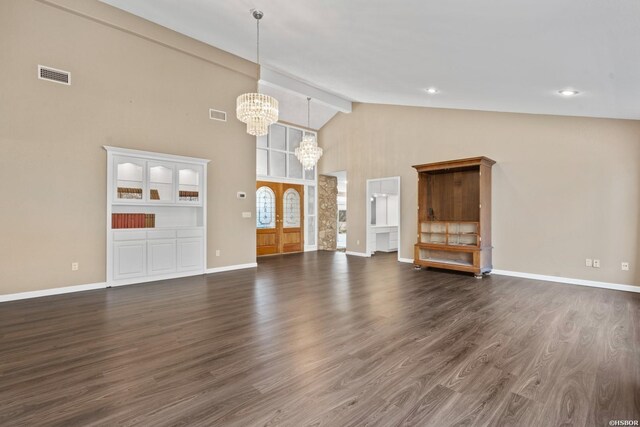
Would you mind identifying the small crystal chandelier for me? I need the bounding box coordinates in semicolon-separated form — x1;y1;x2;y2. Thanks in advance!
295;97;323;170
236;10;278;136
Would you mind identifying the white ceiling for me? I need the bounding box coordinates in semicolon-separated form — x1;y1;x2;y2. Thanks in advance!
100;0;640;120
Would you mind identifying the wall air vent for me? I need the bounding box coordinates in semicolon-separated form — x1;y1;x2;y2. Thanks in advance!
209;109;227;122
38;65;71;85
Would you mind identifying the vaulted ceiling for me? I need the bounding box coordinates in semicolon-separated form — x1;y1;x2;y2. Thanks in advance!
101;0;640;124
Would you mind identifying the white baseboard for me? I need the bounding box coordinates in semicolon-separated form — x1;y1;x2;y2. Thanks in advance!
398;257;414;264
109;270;204;287
0;282;107;303
492;269;640;293
206;262;258;274
345;251;370;257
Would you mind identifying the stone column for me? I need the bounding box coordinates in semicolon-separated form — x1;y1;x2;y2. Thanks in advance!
318;175;338;251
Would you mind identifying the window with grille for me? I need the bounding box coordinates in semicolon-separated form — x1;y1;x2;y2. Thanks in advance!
256;186;276;229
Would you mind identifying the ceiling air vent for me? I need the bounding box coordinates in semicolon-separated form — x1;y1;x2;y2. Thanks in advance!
209;109;227;122
38;65;71;85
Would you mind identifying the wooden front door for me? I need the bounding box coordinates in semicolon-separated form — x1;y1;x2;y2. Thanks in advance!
256;181;304;256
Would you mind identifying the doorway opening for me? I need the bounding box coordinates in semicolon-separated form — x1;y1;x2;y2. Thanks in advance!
323;171;347;251
366;177;401;260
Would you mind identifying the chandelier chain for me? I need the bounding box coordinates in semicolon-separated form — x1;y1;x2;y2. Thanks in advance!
256;17;260;65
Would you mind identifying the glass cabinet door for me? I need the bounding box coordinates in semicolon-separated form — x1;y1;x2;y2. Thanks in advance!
177;165;203;204
114;156;145;202
148;161;175;203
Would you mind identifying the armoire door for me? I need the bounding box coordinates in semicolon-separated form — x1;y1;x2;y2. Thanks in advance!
256;181;304;256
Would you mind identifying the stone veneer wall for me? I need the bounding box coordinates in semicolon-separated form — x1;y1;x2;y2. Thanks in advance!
318;175;338;250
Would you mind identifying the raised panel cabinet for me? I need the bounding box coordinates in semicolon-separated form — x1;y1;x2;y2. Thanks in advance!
177;238;204;272
413;157;495;278
147;239;177;275
113;240;146;280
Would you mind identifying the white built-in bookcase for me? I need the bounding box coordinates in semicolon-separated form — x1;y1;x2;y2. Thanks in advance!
104;146;209;286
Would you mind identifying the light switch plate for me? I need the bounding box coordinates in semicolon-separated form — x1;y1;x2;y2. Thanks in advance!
242;211;252;218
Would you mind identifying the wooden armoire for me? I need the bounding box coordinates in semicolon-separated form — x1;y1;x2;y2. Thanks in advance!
412;157;495;278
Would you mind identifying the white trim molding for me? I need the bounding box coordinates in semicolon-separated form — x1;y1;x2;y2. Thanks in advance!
0;282;106;303
345;251;370;257
206;263;258;274
398;257;414;264
492;269;640;293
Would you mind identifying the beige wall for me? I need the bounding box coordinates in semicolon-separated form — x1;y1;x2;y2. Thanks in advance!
319;103;640;286
0;0;259;295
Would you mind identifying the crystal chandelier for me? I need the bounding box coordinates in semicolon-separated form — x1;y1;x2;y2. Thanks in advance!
295;97;323;170
236;10;278;136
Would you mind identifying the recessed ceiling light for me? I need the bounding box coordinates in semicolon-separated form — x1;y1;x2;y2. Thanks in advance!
558;89;580;96
425;87;439;94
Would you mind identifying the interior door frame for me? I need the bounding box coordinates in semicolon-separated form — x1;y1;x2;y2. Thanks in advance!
365;176;401;261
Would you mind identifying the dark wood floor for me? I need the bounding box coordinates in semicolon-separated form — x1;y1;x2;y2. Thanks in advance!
1;252;639;426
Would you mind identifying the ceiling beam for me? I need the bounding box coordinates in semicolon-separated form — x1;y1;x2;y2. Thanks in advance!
260;68;352;114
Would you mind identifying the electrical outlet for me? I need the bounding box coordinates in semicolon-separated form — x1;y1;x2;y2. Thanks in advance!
242;211;252;218
621;262;629;271
215;250;221;257
593;259;600;268
585;258;592;267
357;240;360;245
71;262;79;271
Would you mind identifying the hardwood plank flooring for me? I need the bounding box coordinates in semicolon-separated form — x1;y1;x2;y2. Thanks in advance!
0;251;639;426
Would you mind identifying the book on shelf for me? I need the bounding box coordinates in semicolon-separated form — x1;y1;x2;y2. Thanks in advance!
117;187;143;199
112;213;155;229
179;190;199;201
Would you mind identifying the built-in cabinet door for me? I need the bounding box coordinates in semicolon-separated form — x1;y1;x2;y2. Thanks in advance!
147;239;177;275
113;240;146;280
148;161;175;203
177;238;204;272
114;156;146;202
177;164;203;205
